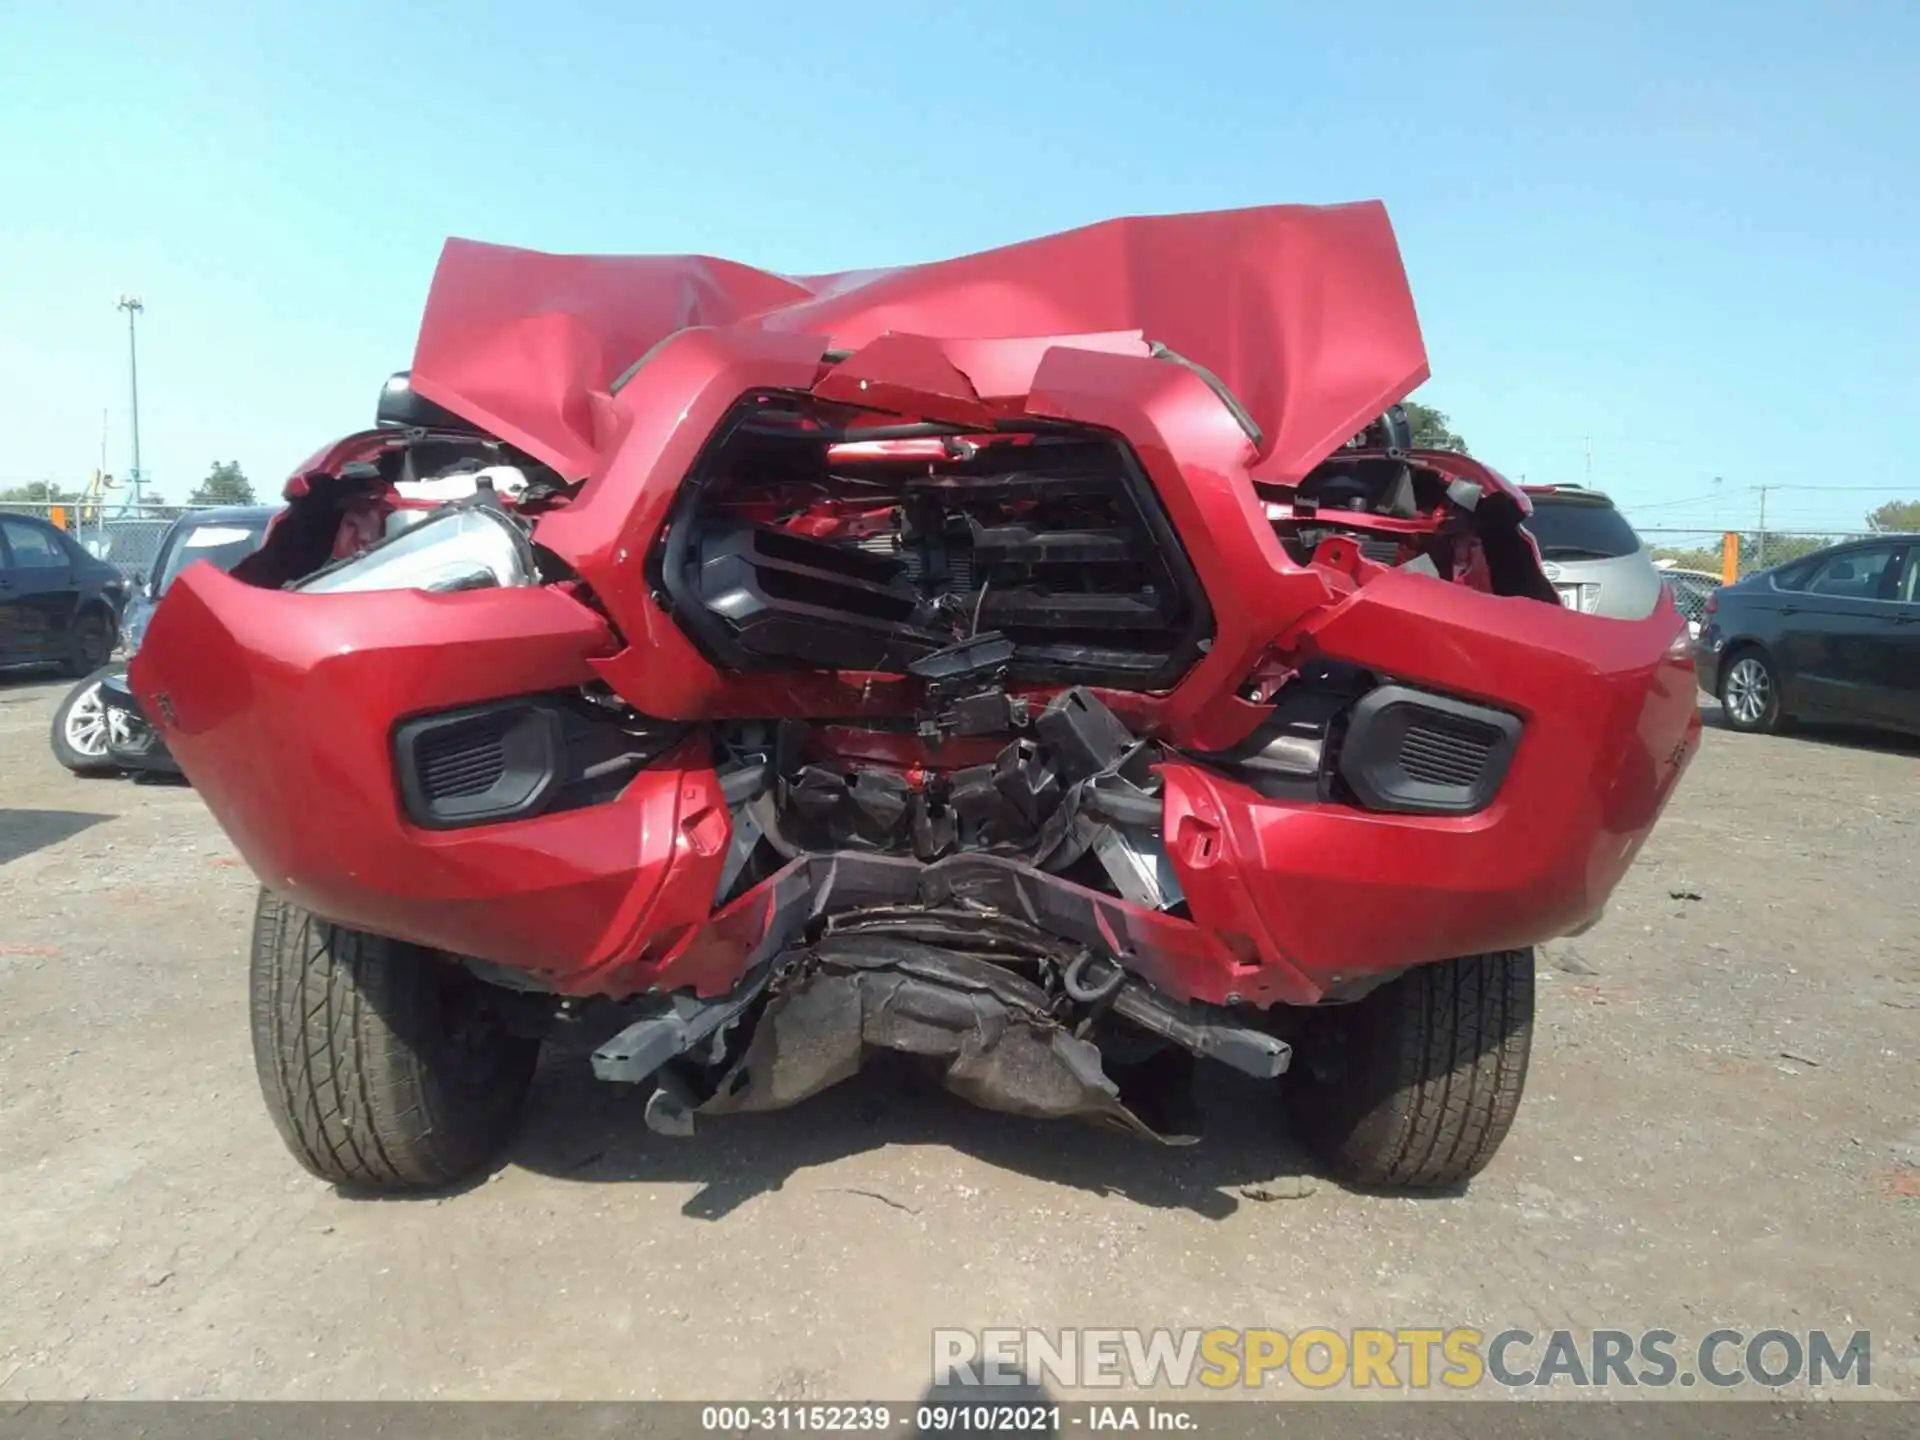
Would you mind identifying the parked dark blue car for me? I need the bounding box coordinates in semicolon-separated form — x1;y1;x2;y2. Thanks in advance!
1;511;129;677
1695;534;1920;737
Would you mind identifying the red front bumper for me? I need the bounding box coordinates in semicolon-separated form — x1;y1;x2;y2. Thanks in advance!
131;562;1698;1008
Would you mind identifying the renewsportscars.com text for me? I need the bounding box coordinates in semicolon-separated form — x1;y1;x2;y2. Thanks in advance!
932;1327;1873;1391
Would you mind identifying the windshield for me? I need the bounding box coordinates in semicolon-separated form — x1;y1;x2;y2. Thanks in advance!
1523;497;1644;560
154;518;272;594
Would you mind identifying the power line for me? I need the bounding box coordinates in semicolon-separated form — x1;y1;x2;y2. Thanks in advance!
1621;490;1740;513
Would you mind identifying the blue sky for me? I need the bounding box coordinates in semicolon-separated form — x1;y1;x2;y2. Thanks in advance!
2;1;1915;535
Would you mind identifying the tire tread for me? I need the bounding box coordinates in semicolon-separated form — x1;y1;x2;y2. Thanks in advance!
248;889;534;1190
1295;949;1533;1189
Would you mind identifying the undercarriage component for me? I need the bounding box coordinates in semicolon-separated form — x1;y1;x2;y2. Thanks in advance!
921;687;1027;743
763;687;1154;870
590;980;771;1084
695;936;1187;1140
714;796;765;902
643;1065;699;1137
1035;686;1142;782
589;909;1289;1142
1104;976;1290;1079
992;740;1060;825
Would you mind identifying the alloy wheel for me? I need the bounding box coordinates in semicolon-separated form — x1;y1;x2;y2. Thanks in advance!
1724;656;1771;727
63;682;110;757
63;682;134;758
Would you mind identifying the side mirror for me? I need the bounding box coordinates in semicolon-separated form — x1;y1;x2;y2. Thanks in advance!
376;371;480;433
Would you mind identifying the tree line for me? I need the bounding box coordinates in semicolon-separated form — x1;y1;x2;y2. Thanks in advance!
1;461;257;513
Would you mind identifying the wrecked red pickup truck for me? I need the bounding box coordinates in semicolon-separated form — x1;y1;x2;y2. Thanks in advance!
131;201;1699;1193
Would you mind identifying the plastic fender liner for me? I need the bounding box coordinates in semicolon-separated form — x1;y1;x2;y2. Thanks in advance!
691;937;1190;1142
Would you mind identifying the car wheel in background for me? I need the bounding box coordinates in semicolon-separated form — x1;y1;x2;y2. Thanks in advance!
1718;646;1783;733
49;667;127;775
1287;949;1535;1189
64;608;116;678
249;889;541;1191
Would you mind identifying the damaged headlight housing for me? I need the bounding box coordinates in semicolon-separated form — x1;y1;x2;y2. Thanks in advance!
296;505;535;595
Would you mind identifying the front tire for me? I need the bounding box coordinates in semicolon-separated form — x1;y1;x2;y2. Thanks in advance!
249;889;539;1191
1717;646;1783;733
49;668;123;775
1288;950;1534;1189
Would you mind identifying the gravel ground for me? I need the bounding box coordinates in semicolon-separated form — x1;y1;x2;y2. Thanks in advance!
1;671;1915;1401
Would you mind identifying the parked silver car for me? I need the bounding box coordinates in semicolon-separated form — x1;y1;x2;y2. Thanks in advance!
1522;486;1664;620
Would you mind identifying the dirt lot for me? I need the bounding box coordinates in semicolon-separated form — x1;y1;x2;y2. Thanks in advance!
1;671;1915;1401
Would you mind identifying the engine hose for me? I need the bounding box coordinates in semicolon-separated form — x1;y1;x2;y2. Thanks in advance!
1063;949;1126;1004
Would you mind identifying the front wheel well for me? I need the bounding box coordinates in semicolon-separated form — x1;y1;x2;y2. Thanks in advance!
71;598;121;636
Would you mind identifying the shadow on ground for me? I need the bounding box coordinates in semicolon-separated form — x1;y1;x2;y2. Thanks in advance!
0;808;112;865
1699;699;1920;758
0;667;70;696
505;1049;1351;1221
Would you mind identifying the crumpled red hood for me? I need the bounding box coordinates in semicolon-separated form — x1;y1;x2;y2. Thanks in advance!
409;201;1428;484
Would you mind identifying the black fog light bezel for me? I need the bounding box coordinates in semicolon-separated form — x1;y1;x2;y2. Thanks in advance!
1335;684;1522;816
393;702;567;830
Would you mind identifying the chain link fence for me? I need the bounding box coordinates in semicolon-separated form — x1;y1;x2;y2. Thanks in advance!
1637;527;1877;583
0;500;234;582
1636;526;1886;632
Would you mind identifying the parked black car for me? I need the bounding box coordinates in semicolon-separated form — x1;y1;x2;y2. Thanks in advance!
1;512;129;676
50;505;279;775
1695;534;1920;736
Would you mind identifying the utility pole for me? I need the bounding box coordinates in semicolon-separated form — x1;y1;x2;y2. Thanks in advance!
116;295;144;507
1583;435;1593;488
1757;485;1772;568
